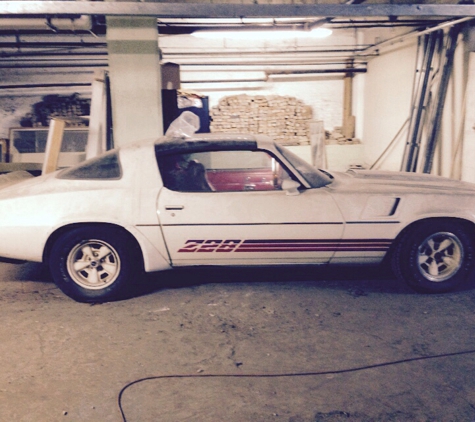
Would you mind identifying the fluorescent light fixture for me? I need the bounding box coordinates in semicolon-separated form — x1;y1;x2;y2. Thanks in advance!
192;27;332;40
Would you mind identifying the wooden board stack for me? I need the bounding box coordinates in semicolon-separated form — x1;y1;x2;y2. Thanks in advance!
210;94;313;145
27;94;91;127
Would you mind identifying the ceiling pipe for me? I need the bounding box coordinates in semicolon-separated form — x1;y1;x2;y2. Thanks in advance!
358;16;473;56
0;15;92;31
0;69;359;89
0;51;107;58
183;61;368;68
0;62;106;68
0;39;367;55
0;60;366;70
161;52;372;67
0;82;92;89
266;68;366;76
181;67;366;84
0;41;105;48
182;78;266;84
162;47;369;56
0;46;370;63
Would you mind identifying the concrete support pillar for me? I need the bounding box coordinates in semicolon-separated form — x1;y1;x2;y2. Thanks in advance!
342;60;355;139
106;16;163;147
353;31;365;142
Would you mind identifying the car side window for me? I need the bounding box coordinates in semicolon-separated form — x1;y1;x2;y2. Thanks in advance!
158;150;291;192
157;153;212;192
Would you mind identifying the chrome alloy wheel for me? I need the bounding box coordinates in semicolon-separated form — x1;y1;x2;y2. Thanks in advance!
417;232;463;282
66;240;121;290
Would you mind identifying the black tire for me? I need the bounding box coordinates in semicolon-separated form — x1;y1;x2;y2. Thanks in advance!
49;226;141;302
392;219;475;293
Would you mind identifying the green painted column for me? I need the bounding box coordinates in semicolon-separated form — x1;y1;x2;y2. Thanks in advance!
106;16;163;147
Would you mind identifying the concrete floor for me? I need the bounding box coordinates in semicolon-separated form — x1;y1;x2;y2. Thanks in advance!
1;262;475;422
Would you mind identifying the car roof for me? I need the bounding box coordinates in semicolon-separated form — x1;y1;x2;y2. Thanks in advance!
153;133;274;156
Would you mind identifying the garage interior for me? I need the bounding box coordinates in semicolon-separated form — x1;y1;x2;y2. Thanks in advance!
2;1;475;421
1;2;475;177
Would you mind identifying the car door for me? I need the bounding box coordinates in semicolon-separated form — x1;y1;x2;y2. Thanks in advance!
156;149;344;266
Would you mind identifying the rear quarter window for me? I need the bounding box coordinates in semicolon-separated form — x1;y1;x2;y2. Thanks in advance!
58;152;122;180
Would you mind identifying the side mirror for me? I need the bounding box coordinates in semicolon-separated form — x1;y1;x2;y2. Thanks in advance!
281;179;301;196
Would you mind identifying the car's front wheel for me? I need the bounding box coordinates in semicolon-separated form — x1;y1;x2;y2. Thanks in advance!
49;226;140;302
393;220;475;293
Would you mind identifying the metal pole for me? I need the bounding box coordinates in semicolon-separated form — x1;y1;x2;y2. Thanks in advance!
400;35;425;171
401;31;440;172
422;24;462;174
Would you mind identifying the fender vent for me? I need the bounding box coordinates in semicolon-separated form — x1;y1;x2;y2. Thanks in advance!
361;196;401;219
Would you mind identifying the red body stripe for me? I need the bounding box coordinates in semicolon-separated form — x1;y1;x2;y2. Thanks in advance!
178;239;393;253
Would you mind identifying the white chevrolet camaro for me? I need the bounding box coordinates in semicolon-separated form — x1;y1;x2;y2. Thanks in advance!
1;133;475;302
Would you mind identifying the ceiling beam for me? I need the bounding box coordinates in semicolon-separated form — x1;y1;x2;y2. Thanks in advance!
1;2;475;18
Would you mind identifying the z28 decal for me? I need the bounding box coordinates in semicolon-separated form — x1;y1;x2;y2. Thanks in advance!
177;239;393;253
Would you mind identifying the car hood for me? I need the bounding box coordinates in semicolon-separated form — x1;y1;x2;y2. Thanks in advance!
332;169;475;194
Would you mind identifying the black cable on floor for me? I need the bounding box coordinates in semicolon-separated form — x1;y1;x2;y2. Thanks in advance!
118;348;475;422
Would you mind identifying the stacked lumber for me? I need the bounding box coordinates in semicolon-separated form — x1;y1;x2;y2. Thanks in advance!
20;94;91;128
210;94;313;145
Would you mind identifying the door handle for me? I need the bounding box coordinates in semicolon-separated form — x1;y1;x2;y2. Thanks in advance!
165;205;184;210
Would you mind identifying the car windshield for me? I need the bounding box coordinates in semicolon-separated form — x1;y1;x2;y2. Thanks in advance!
276;144;332;188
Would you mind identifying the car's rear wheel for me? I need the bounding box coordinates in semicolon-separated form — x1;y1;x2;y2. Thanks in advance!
393;220;475;293
49;226;140;302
